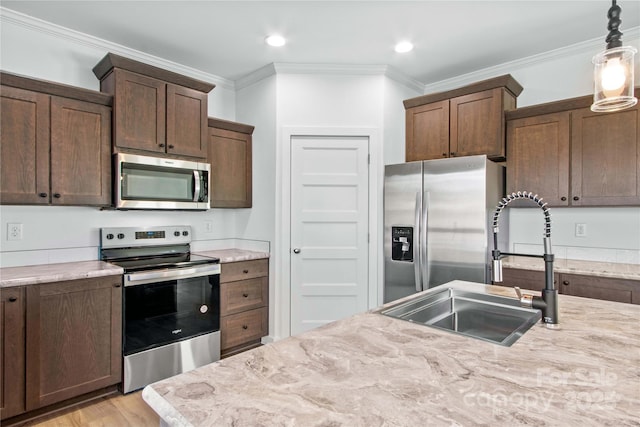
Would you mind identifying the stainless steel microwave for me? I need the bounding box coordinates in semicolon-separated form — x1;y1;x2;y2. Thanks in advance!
114;153;210;210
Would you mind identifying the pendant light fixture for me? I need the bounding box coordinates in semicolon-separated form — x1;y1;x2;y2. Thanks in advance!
591;0;637;112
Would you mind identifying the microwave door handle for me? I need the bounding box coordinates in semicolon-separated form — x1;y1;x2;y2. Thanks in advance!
193;170;201;202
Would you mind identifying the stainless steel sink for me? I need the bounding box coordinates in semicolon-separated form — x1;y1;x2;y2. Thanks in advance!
380;287;541;346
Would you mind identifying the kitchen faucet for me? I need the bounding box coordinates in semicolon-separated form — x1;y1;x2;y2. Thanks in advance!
491;191;559;327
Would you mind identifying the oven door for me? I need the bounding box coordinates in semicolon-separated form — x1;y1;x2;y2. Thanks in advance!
123;264;220;356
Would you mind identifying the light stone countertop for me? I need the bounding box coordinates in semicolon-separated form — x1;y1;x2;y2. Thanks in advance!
194;249;269;263
142;280;640;426
502;256;640;280
0;260;123;288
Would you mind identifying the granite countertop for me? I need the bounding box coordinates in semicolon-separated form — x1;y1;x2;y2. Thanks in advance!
502;256;640;280
142;280;640;426
0;260;123;288
195;249;269;263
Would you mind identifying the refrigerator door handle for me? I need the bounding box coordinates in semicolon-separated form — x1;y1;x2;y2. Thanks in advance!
421;191;430;289
414;191;422;292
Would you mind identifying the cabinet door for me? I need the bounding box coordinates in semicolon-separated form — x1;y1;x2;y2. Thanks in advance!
0;86;50;204
114;69;166;154
506;112;570;206
167;84;207;159
405;100;449;161
1;287;26;420
208;127;252;208
559;274;639;304
50;97;112;206
25;277;122;410
571;106;640;206
450;88;508;159
500;268;550;292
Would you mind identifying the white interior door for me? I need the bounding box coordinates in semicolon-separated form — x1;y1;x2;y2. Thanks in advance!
290;135;369;335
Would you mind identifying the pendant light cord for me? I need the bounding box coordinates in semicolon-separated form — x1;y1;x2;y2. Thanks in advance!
606;0;623;49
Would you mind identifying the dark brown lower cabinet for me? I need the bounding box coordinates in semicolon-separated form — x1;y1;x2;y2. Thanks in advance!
219;259;269;358
0;276;122;422
501;268;640;305
25;277;122;411
1;287;26;420
558;274;640;304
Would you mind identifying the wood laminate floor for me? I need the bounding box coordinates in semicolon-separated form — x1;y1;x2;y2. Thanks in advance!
20;391;160;427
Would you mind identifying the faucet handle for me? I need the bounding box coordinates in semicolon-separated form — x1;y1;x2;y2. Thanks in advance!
514;286;534;308
514;286;522;300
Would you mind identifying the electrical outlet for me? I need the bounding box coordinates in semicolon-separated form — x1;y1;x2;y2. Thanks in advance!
7;223;23;241
575;223;587;237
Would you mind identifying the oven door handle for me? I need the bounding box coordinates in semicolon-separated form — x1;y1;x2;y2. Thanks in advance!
124;264;221;287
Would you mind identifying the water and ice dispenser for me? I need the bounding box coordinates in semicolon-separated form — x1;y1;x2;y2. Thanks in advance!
391;226;413;262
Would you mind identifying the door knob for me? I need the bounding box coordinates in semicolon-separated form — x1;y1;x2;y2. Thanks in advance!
293;248;301;254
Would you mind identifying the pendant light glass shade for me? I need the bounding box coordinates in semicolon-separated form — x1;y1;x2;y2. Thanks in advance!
592;46;637;112
591;0;638;113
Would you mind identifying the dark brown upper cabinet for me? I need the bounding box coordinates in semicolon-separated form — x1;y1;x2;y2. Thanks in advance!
404;75;522;162
0;72;112;207
207;118;254;208
506;89;640;207
93;53;214;160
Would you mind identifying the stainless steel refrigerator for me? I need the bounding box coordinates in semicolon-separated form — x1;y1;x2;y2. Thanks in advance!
383;155;505;303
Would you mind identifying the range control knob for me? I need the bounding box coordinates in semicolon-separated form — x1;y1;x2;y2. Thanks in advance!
106;233;114;240
174;231;180;237
117;233;125;239
182;231;189;236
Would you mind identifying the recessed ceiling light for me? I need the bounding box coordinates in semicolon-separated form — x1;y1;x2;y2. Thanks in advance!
265;35;286;47
395;41;414;53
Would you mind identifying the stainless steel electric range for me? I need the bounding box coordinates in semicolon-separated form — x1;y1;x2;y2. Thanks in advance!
100;225;220;393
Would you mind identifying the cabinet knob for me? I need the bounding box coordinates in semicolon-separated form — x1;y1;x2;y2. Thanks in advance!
243;269;249;274
8;296;18;302
159;143;165;148
39;192;47;198
242;293;249;298
442;153;447;157
293;248;301;254
450;152;455;156
242;325;248;330
563;280;570;286
560;196;567;201
168;144;175;149
53;193;61;198
114;284;121;288
573;196;580;201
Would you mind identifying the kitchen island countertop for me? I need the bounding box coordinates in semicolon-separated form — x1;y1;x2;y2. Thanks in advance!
142;280;640;426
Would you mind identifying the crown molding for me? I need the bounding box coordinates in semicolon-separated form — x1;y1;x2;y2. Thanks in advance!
236;62;423;92
423;26;640;94
0;7;234;90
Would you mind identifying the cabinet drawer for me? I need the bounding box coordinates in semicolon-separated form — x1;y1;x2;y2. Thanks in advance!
221;307;268;350
221;259;268;283
220;276;268;316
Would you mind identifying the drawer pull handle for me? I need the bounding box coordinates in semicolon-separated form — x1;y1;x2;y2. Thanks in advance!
563;280;570;286
8;296;18;302
242;293;249;298
243;269;249;274
242;325;248;330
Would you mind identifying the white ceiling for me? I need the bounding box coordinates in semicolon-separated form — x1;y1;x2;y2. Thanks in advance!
2;1;640;85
